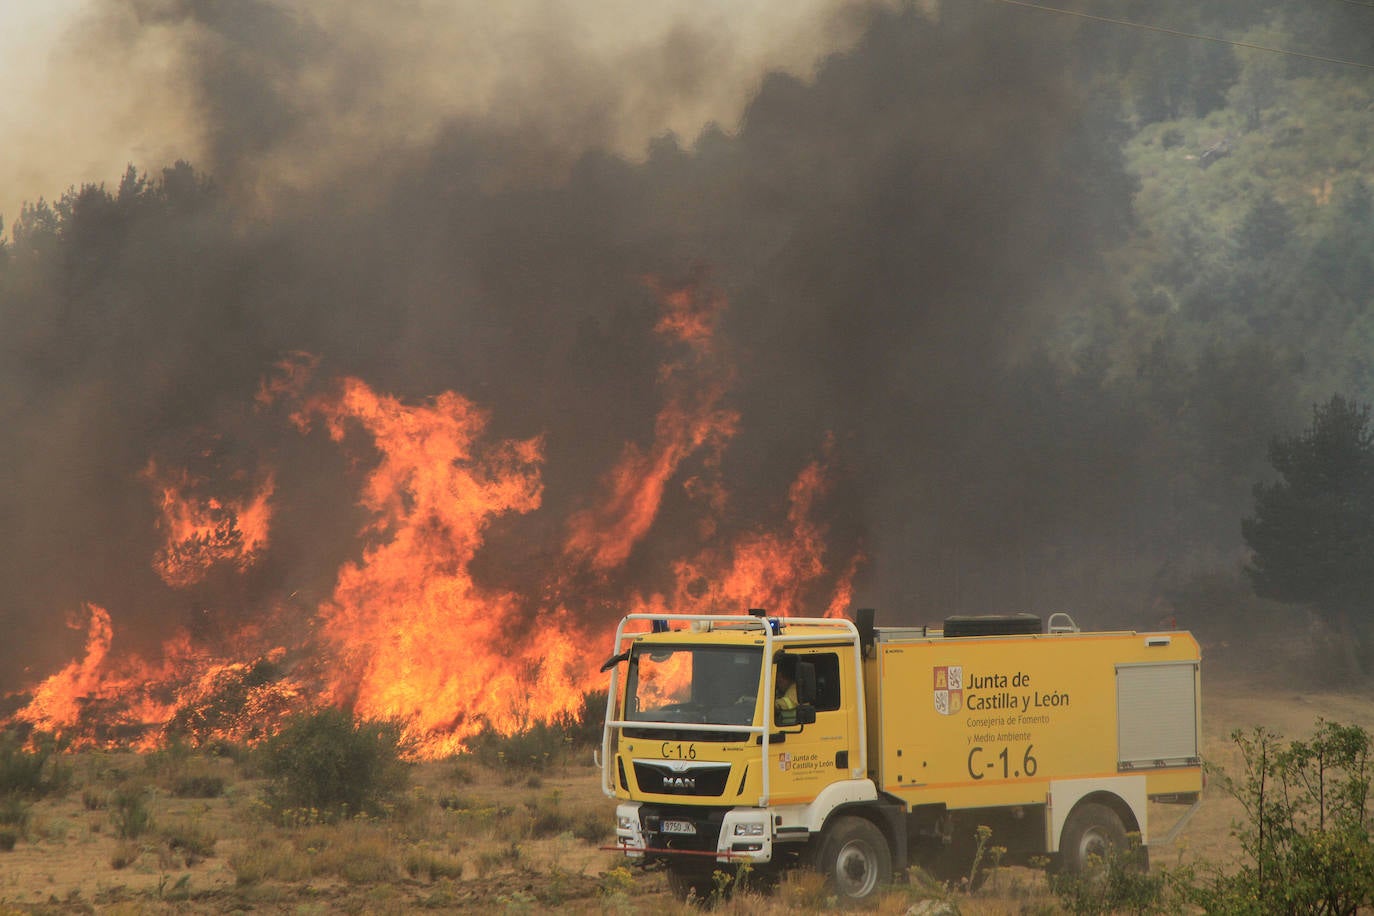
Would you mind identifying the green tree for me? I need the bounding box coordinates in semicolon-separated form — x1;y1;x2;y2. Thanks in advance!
1242;396;1374;675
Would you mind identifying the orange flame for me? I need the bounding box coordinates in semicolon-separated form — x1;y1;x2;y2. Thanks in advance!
12;605;302;750
14;605;114;730
565;279;739;570
4;278;861;758
144;460;275;589
302;378;596;755
630;454;860;619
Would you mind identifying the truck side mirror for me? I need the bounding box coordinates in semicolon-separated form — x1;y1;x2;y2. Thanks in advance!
795;705;816;725
795;660;818;705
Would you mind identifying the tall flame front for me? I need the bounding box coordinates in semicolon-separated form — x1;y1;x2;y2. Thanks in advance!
4;281;861;757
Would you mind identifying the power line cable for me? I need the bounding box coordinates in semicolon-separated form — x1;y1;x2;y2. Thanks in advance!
987;0;1374;72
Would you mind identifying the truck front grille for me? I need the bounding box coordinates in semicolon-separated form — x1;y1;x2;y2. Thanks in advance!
633;760;732;797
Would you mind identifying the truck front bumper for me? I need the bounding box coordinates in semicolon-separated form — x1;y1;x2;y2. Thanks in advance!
613;802;776;865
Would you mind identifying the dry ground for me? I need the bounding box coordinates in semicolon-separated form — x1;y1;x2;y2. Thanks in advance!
1;669;1371;914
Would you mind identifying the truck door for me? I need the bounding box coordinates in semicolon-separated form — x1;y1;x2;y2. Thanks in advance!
768;649;861;803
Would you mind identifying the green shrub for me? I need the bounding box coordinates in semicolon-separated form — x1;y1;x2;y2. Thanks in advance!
261;707;409;821
1049;835;1172;915
0;731;69;797
0;794;30;829
571;810;609;844
463;722;571;773
229;836;311;885
526;790;573;838
565;689;607;747
1187;721;1374;914
160;819;218;865
405;847;465;881
437;793;477;811
460;692;604;774
111;785;154;839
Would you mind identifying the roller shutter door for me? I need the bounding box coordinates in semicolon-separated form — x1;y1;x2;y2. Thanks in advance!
1117;662;1199;770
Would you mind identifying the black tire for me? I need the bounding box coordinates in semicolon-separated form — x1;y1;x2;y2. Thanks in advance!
813;815;893;901
1058;802;1141;874
666;865;717;903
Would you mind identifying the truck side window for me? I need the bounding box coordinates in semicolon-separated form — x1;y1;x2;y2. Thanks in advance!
808;653;842;712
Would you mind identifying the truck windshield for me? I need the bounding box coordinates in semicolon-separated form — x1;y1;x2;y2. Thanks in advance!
625;644;762;728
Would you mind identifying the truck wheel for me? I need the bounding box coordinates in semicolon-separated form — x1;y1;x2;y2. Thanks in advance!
665;865;717;903
1058;802;1137;873
814;815;892;901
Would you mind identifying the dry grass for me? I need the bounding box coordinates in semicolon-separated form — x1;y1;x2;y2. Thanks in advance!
0;675;1370;912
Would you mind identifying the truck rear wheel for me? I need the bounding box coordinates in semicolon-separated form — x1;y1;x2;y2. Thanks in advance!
814;815;892;901
1058;802;1141;873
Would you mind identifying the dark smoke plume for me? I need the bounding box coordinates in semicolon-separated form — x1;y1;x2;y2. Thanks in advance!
1;0;1172;695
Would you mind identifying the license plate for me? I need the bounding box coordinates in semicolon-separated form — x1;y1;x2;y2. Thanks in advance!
661;819;696;835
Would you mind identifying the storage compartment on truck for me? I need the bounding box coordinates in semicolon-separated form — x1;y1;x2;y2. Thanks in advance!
1116;661;1200;770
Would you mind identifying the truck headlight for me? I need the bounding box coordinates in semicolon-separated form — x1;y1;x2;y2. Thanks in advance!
618;814;637;831
733;822;765;837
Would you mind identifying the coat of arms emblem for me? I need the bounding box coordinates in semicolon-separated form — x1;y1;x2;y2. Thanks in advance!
933;665;963;715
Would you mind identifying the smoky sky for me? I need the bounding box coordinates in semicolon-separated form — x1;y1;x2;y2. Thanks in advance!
0;0;1237;692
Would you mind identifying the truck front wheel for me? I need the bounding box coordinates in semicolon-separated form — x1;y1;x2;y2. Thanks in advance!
1058;802;1142;873
813;815;892;900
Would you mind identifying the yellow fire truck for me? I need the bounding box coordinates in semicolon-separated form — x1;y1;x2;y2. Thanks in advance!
600;609;1201;900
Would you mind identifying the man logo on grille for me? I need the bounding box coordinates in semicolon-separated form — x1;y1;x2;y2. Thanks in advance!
933;665;963;715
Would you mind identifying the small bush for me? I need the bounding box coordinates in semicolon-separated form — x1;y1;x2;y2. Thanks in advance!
474;842;521;877
160;819;218;865
110;840;141;869
571;810;609;844
405;848;465;881
111;785;154;839
261;708;409;821
1049;835;1170;915
305;824;399;884
230;836;311;885
598;865;635;899
449;762;476;786
437;793;477;811
464;721;584;774
145;741;231;798
0;828;18;852
0;731;69;797
0;794;30;829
